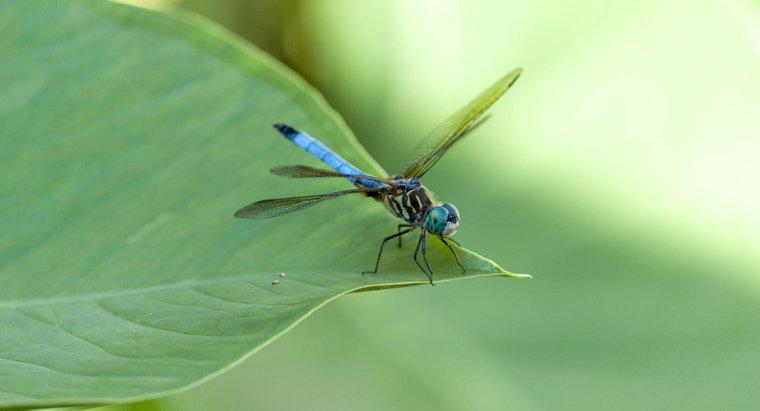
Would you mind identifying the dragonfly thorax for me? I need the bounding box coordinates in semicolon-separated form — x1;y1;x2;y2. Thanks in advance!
383;184;433;225
383;183;460;237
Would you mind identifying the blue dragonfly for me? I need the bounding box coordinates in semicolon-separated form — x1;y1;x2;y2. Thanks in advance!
235;68;522;284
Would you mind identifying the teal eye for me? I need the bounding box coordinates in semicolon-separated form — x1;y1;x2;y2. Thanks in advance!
442;203;459;223
425;206;449;235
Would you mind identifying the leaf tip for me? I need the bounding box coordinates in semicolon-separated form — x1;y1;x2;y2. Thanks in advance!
501;272;532;279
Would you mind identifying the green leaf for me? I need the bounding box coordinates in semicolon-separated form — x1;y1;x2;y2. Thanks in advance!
0;0;526;408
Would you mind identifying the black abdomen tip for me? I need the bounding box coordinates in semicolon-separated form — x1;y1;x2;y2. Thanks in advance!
273;123;299;140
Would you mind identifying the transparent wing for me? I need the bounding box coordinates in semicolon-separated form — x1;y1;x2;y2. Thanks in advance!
270;165;397;186
398;68;522;178
234;189;363;219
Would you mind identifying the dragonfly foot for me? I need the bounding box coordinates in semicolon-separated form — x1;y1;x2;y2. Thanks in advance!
441;237;466;275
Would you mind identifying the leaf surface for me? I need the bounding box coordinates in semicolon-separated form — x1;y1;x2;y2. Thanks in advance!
0;1;525;407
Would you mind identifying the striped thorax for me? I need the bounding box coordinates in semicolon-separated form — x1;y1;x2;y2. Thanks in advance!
383;182;435;225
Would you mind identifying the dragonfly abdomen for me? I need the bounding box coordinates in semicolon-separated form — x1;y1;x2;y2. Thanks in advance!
384;185;434;224
274;124;385;190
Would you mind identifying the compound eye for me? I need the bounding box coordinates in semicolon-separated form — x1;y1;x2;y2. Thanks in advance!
442;221;459;237
442;203;460;222
425;206;450;235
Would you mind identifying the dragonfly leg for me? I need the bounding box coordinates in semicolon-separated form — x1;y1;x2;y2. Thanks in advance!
441;237;466;275
413;231;434;285
363;228;412;275
397;224;412;248
446;237;462;247
421;233;434;278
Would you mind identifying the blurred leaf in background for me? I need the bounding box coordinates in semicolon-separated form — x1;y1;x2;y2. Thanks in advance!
111;0;759;410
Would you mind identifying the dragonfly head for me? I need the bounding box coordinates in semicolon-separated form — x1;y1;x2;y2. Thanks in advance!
425;203;460;237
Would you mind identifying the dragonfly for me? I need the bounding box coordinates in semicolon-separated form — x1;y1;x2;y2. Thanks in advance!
235;68;522;285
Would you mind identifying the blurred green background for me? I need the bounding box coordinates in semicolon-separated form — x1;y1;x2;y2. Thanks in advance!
109;0;759;410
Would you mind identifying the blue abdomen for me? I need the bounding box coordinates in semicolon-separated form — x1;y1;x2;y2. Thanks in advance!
273;124;385;190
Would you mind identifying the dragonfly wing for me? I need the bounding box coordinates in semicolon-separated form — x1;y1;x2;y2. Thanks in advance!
234;189;364;219
398;68;522;178
270;165;396;186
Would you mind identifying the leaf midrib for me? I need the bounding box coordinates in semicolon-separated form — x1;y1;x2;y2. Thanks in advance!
0;273;268;309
